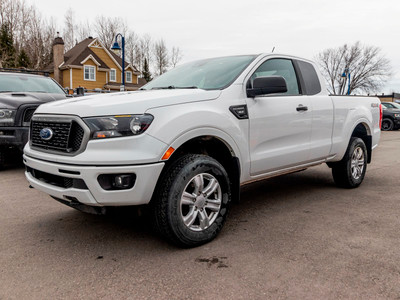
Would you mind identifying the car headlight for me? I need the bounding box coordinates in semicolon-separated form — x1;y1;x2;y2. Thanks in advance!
83;114;154;139
394;114;400;118
0;109;16;126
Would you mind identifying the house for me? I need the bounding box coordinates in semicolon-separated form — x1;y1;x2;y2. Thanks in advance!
47;35;146;91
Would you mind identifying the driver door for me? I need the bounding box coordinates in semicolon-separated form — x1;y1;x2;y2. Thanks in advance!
246;58;312;176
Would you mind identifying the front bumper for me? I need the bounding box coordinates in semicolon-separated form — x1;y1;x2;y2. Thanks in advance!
24;154;164;206
394;118;400;128
0;127;29;151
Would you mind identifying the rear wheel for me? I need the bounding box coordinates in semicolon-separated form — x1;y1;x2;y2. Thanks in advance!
152;154;231;247
331;137;367;188
381;118;394;131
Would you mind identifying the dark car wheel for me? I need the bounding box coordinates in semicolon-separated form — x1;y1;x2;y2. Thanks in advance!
331;137;367;188
381;118;394;131
152;154;231;248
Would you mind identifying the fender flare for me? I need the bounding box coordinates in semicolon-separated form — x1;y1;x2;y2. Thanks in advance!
166;127;243;164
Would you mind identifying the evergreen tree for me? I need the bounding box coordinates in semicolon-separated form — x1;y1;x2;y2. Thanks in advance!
17;49;30;68
0;23;16;68
142;58;152;82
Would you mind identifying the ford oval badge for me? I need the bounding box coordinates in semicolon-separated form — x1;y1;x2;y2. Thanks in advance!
39;128;54;141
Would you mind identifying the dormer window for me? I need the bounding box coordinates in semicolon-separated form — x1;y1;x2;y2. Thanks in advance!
84;65;96;81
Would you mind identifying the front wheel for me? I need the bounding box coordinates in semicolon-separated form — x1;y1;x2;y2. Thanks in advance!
152;154;231;247
381;118;394;131
331;137;367;188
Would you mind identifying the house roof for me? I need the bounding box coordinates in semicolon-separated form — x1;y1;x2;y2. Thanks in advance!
62;38;109;69
46;37;140;73
108;50;140;73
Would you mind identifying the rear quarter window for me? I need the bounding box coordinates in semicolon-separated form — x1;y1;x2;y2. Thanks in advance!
296;61;321;95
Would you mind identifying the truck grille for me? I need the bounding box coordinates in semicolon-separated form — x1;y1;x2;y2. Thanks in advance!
30;120;85;153
23;108;37;126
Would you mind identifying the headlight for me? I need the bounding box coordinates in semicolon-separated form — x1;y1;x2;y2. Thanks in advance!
0;109;16;126
394;114;400;118
83;114;154;139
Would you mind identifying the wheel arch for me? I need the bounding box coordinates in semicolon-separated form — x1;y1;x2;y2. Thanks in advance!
155;130;242;203
350;122;372;163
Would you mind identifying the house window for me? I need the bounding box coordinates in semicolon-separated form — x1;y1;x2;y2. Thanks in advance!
126;71;132;83
110;69;116;82
84;65;96;81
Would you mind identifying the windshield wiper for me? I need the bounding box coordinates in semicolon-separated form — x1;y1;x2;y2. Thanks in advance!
151;85;198;90
151;86;176;90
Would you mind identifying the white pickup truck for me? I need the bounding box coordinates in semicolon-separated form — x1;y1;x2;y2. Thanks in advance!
24;54;382;247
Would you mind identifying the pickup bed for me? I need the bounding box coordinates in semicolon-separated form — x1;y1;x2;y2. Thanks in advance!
23;54;382;247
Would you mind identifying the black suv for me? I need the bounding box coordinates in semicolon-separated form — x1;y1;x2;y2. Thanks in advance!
0;72;67;168
381;102;400;131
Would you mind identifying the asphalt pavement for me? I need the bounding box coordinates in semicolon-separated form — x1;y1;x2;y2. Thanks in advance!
1;131;400;299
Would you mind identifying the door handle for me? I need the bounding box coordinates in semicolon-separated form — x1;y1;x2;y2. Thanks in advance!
296;105;308;112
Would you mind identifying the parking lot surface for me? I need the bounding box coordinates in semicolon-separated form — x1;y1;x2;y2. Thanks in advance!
1;132;400;299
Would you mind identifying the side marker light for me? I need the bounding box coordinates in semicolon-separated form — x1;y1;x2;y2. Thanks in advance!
162;147;175;160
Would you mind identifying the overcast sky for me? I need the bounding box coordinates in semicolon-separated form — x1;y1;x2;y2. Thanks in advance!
30;0;400;93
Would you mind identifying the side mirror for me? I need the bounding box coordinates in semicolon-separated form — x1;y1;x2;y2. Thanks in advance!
247;76;288;98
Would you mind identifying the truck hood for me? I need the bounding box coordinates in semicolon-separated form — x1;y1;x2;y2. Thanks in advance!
383;108;400;115
0;92;66;109
35;89;222;117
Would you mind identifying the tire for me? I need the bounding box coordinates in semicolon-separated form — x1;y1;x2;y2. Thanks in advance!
152;154;231;247
331;137;367;188
381;118;394;131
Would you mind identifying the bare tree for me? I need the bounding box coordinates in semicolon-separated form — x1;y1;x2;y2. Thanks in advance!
63;8;76;51
94;15;128;49
316;42;392;95
170;46;182;68
0;0;22;35
125;30;138;67
0;0;26;52
140;34;152;67
153;38;169;76
76;19;92;42
133;42;143;73
131;34;152;75
0;0;56;69
63;9;94;48
24;11;56;69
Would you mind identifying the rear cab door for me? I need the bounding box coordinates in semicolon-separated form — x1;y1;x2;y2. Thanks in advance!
293;59;334;161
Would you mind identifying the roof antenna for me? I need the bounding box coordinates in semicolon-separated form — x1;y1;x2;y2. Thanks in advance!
271;46;275;53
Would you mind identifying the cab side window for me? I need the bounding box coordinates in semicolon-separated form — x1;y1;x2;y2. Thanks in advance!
295;60;321;95
250;59;300;95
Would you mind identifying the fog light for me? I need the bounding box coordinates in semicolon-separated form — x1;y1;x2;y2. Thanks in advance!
97;173;136;190
114;175;133;188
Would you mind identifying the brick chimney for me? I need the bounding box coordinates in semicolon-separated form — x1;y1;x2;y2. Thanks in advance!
52;32;64;84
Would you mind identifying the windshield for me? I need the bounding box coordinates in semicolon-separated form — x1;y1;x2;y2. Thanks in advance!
382;102;400;109
390;102;400;109
0;74;66;94
142;55;257;90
